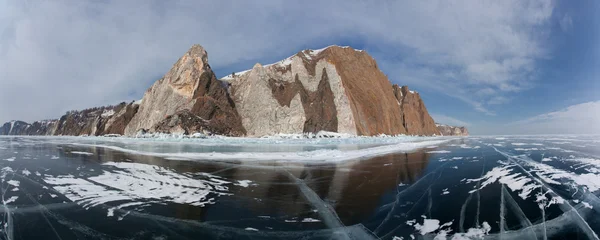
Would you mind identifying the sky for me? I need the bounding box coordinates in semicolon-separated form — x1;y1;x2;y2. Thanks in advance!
0;0;598;135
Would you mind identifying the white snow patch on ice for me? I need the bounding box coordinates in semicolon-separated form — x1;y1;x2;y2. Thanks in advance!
414;219;440;234
21;169;30;176
301;218;321;223
466;164;539;199
514;148;539;151
451;222;491;239
3;157;15;162
71;151;93;156
234;180;253;188
43;162;231;209
7;180;19;187
428;150;451;154
107;207;115;217
522;157;600;193
4;196;18;204
406;217;454;237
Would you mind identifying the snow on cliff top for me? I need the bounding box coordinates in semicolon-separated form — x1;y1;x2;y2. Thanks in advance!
220;45;363;81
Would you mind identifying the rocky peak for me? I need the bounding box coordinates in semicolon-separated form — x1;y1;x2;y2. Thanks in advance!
164;44;211;98
125;44;245;136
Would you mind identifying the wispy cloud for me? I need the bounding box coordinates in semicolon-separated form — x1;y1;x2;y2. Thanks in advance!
509;101;600;134
487;96;511;105
0;0;556;122
559;13;573;32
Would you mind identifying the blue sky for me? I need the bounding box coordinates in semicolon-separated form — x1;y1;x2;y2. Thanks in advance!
0;0;598;135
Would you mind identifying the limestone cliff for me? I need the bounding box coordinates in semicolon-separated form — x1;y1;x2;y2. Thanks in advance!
436;124;469;136
222;46;408;136
0;102;138;136
392;85;440;136
124;45;245;136
222;45;440;136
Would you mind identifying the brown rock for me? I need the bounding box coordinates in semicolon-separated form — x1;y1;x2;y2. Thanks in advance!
392;85;441;136
125;44;245;136
151;110;211;135
322;46;407;136
103;102;140;135
52;102;138;136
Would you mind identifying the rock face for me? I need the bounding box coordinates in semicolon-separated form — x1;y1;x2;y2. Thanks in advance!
0;102;139;136
0;121;33;135
53;102;139;136
392;85;440;136
23;120;59;135
1;44;444;137
436;124;469;136
222;46;410;136
124;45;245;136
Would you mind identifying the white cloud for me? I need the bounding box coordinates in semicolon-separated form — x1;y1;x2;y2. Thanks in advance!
509;101;600;134
0;0;556;122
559;13;573;32
431;114;471;127
487;96;511;105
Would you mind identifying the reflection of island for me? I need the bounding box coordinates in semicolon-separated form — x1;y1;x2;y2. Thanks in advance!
330;152;430;225
58;145;430;226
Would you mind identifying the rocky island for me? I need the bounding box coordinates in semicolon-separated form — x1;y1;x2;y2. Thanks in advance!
0;44;467;137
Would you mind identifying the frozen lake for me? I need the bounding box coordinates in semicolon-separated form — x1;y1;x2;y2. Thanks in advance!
0;135;599;239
